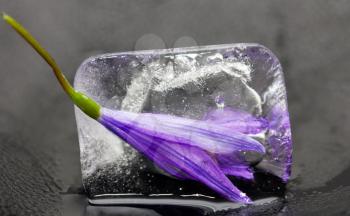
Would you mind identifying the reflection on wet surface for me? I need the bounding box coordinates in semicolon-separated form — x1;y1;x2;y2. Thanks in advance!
62;166;350;216
63;194;285;216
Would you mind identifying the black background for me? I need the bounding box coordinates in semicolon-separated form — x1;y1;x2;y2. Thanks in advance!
0;1;350;215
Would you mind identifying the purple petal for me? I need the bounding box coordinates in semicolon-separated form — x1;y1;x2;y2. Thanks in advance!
202;108;269;135
216;153;254;180
157;149;255;181
99;108;252;203
220;165;254;180
100;109;265;156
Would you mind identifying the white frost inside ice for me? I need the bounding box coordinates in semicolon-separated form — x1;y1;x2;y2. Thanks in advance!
76;108;124;178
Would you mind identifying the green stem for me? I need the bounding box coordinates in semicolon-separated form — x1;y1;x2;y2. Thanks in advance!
2;13;100;119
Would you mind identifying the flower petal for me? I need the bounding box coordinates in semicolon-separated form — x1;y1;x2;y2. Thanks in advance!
215;153;255;180
101;109;265;156
220;165;254;180
99;109;252;203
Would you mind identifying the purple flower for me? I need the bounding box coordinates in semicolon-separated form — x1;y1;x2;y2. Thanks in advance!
99;108;266;203
100;109;265;155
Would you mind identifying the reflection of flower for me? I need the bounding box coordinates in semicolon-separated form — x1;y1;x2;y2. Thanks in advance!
262;104;293;182
203;107;269;135
99;108;267;203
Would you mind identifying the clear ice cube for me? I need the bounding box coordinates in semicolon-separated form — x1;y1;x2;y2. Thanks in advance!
74;43;292;199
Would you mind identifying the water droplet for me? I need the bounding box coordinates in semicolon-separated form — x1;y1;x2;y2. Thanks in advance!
215;95;225;109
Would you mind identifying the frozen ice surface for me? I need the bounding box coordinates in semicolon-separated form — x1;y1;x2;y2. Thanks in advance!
74;43;292;198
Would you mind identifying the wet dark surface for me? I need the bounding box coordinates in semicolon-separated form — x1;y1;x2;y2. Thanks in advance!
0;1;350;215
